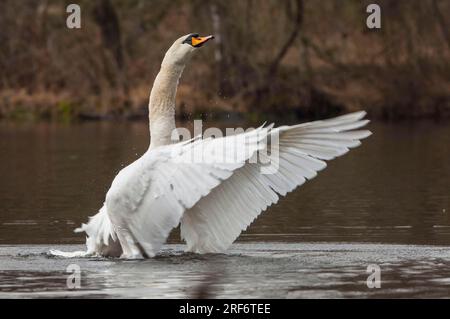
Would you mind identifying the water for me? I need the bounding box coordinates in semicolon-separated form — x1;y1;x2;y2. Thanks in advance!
1;243;450;298
0;119;449;298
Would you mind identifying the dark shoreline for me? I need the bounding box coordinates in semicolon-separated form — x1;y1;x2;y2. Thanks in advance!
2;108;450;124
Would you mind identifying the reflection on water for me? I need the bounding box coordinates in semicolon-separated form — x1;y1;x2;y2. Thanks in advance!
0;120;448;245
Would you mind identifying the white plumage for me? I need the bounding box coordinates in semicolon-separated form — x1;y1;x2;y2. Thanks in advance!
51;34;371;259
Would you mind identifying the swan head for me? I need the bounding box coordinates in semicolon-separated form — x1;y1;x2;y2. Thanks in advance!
162;33;214;67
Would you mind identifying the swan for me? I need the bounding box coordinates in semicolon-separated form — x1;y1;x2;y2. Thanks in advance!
51;33;371;259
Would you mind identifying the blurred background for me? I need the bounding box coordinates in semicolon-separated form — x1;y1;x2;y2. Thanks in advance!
0;0;449;122
0;1;449;246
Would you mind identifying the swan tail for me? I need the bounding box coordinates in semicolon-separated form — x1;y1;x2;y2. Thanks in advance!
49;205;121;258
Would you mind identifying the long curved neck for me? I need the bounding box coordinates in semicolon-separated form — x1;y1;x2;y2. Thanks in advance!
148;63;185;149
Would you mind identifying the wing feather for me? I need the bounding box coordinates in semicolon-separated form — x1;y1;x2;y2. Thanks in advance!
180;111;371;253
107;112;370;256
107;126;269;256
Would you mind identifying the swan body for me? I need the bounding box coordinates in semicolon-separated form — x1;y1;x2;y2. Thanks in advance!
51;34;371;259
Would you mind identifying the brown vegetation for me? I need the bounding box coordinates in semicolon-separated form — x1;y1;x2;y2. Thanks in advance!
0;0;449;121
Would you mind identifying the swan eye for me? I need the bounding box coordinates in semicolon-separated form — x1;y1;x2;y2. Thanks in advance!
183;34;199;46
183;34;214;47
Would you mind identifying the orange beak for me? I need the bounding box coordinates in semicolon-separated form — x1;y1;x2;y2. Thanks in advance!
192;35;214;47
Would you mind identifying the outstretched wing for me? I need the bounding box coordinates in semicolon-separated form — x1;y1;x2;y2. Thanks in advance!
180;111;371;253
106;126;271;257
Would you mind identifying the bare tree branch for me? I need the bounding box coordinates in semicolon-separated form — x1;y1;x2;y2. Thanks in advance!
266;0;304;81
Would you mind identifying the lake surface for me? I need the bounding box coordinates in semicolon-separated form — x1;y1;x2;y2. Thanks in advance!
0;119;449;298
2;243;450;298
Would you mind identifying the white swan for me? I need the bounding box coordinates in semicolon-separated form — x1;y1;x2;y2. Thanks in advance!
51;34;371;259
